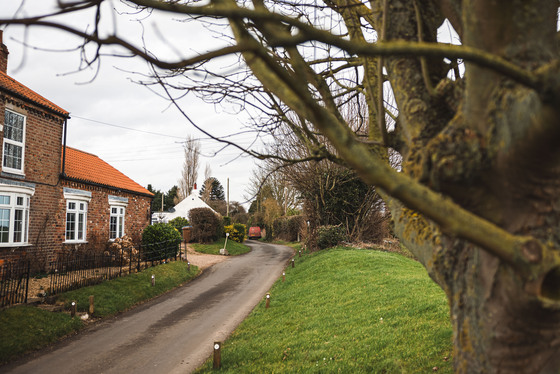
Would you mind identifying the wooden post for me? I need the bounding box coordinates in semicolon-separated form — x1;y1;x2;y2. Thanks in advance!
187;262;191;271
265;293;270;309
291;258;295;268
71;301;76;317
89;295;94;315
299;250;301;257
151;274;155;287
213;342;222;369
282;272;285;282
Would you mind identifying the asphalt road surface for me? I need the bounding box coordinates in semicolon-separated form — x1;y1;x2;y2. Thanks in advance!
3;241;293;374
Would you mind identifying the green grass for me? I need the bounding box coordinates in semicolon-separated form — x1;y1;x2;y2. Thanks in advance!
0;305;83;363
58;261;200;318
196;248;453;373
0;261;199;364
191;237;252;256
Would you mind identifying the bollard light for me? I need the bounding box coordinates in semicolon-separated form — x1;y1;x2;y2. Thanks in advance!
213;341;222;369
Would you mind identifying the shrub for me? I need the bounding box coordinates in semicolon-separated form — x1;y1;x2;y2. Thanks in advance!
317;225;347;250
189;208;222;243
223;216;232;226
141;223;182;261
224;223;246;243
272;215;303;242
168;216;190;233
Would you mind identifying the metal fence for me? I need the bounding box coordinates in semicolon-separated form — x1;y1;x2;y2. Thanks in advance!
0;261;30;308
0;238;183;308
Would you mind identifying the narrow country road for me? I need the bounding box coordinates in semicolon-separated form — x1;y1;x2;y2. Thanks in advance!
3;241;293;374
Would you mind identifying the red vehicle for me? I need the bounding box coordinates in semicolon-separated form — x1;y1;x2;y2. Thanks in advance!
248;226;262;240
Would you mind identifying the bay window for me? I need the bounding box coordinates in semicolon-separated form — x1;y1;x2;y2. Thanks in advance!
0;184;33;246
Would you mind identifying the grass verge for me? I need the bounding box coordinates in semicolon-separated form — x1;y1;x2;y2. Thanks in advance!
0;261;199;364
0;306;83;363
196;248;453;373
191;237;251;256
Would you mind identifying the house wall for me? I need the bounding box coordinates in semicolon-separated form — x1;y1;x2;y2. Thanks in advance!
0;95;66;268
60;180;152;255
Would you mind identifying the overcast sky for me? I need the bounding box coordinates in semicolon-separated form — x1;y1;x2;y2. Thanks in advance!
0;1;263;208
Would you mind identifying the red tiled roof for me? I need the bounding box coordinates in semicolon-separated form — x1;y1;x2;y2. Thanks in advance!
0;71;69;117
62;147;153;197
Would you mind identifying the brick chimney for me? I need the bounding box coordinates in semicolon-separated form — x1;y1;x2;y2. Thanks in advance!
0;30;8;73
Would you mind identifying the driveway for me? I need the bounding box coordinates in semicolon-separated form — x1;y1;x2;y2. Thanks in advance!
3;241;293;374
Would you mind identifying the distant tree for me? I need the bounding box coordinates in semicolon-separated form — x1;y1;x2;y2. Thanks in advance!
178;135;200;201
164;186;179;211
199;177;225;201
147;184;163;212
208;200;227;216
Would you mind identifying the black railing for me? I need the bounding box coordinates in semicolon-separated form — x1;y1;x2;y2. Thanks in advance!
0;261;30;308
0;238;184;307
49;253;122;295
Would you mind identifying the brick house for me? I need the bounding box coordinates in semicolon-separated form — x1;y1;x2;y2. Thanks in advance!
61;147;153;254
0;31;153;268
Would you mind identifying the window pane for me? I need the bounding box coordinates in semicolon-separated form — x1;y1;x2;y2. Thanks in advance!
0;208;10;243
3;143;22;170
118;216;124;237
68;202;76;210
66;212;76;240
16;197;23;206
4;111;24;142
78;213;84;240
0;195;9;205
79;203;85;211
13;209;22;242
110;216;117;239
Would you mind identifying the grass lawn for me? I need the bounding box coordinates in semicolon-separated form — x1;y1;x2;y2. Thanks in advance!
0;261;199;364
196;247;453;373
191;237;252;256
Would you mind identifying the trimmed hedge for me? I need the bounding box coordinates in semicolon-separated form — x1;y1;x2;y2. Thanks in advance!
141;223;182;261
189;208;222;243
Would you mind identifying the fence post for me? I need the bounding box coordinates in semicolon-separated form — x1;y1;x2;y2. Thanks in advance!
265;293;270;309
71;301;77;317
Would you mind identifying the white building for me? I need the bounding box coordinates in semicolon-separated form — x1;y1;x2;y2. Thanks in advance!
151;191;218;224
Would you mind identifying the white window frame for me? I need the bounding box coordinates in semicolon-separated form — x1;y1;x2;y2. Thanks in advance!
109;196;128;240
2;109;26;175
0;184;34;247
64;188;91;244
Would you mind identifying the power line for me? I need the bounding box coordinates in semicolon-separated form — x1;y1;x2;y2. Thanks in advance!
71;115;187;140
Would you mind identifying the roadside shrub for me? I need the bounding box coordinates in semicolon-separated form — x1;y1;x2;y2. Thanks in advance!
317;225;347;250
356;211;391;244
272;215;303;242
168;216;190;233
223;216;232;226
189;208;222;243
224;223;246;243
141;223;182;261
